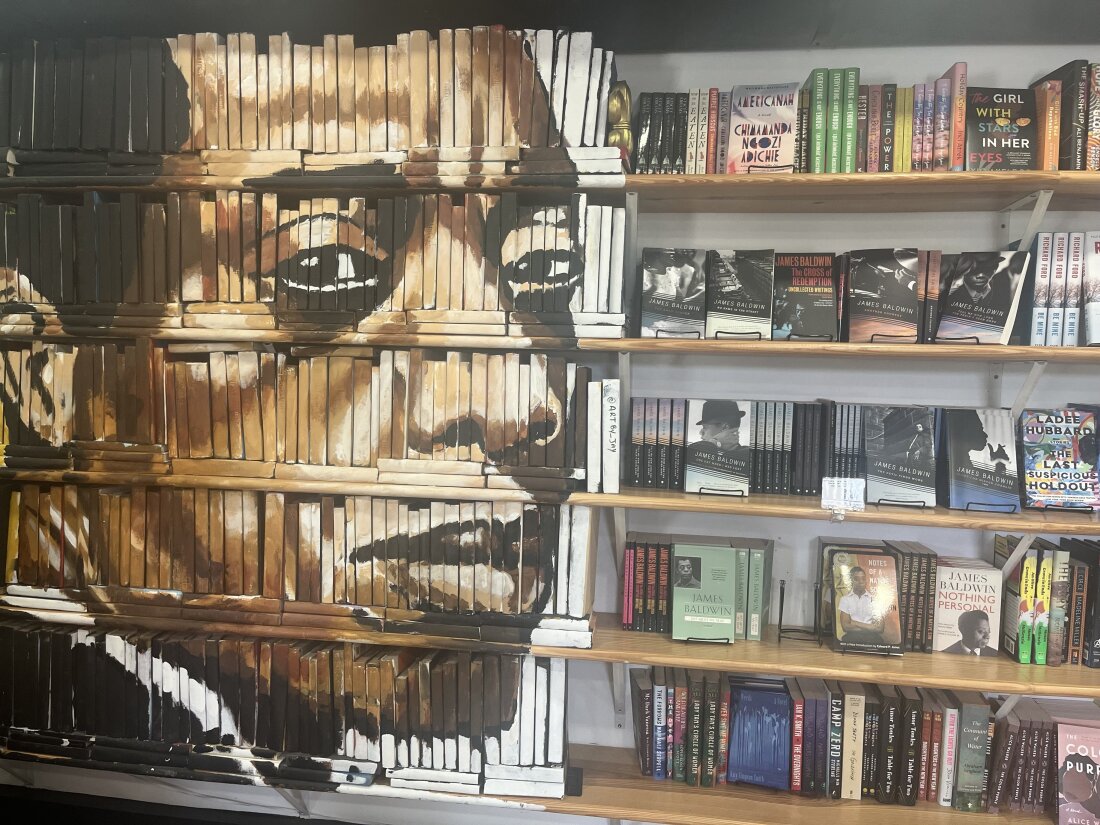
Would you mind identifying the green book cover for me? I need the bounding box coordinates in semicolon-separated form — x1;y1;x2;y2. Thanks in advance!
745;539;774;641
1033;543;1052;664
734;546;749;640
685;669;705;786
808;68;828;173
672;542;737;642
826;68;844;172
841;67;860;172
700;672;720;787
951;691;992;812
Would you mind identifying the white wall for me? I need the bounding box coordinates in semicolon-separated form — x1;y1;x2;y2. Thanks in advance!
8;41;1100;825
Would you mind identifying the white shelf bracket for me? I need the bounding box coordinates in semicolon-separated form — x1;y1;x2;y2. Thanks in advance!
0;762;34;787
611;661;628;731
999;189;1053;251
998;533;1038;582
275;787;311;818
611;507;628;581
995;693;1022;721
1011;360;1047;420
986;361;1005;408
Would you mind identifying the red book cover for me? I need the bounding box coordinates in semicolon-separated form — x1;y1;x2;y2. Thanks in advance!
918;706;933;799
941;61;968;171
633;537;647;630
929;704;943;802
622;540;635;628
868;84;883;172
706;87;719;173
645;540;658;632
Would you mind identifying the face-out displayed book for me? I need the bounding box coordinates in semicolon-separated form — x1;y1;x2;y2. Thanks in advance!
846;248;920;343
862;405;937;507
771;252;838;340
940;407;1020;511
725;82;800;173
818;537;888;639
1056;715;1100;825
726;677;792;790
1020;407;1100;509
704;249;776;339
670;541;737;642
964;87;1039;171
935;251;1031;344
931;557;1003;656
683;399;753;496
829;547;902;655
639;248;708;337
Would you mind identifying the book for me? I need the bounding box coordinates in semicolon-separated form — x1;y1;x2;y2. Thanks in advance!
863;405;936;508
1087;231;1100;345
727;680;791;790
839;682;865;800
600;379;620;494
1020;408;1100;509
932;557;1003;657
725;82;799;173
942;62;968;171
942;407;1020;512
771;252;837;340
704;249;775;340
935;251;1031;345
1031;232;1054;345
846;248;920;343
638;248;706;338
1057;722;1100;825
965;87;1039;171
1034;60;1088;171
683;399;752;497
952;690;992;813
829;547;902;655
1064;231;1084;346
670;541;737;643
1033;78;1063;171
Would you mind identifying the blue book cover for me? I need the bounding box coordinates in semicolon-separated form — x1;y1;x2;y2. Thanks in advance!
726;683;791;789
944;408;1020;511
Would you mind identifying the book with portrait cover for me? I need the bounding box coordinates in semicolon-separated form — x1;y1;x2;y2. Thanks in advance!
725;81;800;173
683;399;753;497
771;252;838;340
935;251;1031;344
942;408;1020;512
863;405;937;507
1057;722;1100;825
670;542;738;642
704;249;776;339
932;557;1003;656
639;247;707;338
1020;408;1100;509
846;248;920;343
964;87;1039;171
829;548;902;655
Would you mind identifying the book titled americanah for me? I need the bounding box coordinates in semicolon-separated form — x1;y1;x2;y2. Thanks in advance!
1020;408;1100;509
671;542;738;642
725;82;800;173
935;251;1031;344
705;249;776;339
639;247;707;337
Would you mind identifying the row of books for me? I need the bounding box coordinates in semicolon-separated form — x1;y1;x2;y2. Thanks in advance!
0;192;628;337
0;29;616;157
0;625;570;798
1028;231;1100;346
630;666;1092;820
619;398;1100;511
633;59;1100;174
4;484;594;633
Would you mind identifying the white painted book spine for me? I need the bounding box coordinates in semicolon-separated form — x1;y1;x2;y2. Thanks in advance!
586;381;602;493
601;378;621;494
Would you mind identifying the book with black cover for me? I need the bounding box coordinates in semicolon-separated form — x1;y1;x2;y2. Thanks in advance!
863;405;936;507
935;251;1031;345
965;87;1039;171
639;247;706;338
704;249;775;339
846;248;920;343
942;407;1020;512
772;252;837;340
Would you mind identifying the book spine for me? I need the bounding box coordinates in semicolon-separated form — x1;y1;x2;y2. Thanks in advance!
686;89;699;175
640;680;653;775
856;85;868;172
601;379;621;494
933;78;951;172
747;548;764;641
632;539;646;631
1044;80;1062;172
798;86;811;174
791;693;804;793
867;85;882;172
938;706;958;806
635;92;652;173
1064;231;1084;346
840;68;859;173
1017;546;1038;664
686;680;702;785
645;541;658;632
881;84;897;173
1033;546;1053;665
1071;562;1088;664
1086;231;1100;345
701;677;719;787
949;63;968;171
715;683;731;784
734;547;749;640
650;93;665;174
674;92;688;174
693;91;707;174
924;554;938;653
953;702;990;812
674;680;687;781
911;84;925;172
810;69;828;174
929;709;943;802
705;88;719;174
670;398;686;490
827;690;843;799
1070;61;1089;170
1031;232;1053;345
901;697;921;805
841;692;865;800
653;676;667;779
878;696;899;803
826;69;843;173
923;83;935;171
622;541;634;629
715;91;731;175
1047;232;1068;345
656;542;670;633
1049;550;1071;667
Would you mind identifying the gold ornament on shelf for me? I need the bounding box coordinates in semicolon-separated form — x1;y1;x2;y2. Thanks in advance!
606;80;633;168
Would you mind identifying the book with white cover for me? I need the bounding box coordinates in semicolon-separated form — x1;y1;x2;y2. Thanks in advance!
1030;232;1052;345
586;381;602;492
1047;232;1068;345
725;81;800;173
1086;230;1100;345
601;379;621;494
1064;231;1084;345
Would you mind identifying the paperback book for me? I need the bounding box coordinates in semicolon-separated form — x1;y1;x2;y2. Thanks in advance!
942;408;1020;511
1020;408;1100;509
639;248;707;338
863;405;937;507
726;680;792;789
771;253;838;340
931;558;1003;656
829;548;902;655
846;249;921;343
1057;723;1100;825
725;82;800;173
964;87;1039;171
671;542;738;642
704;249;776;339
935;251;1031;344
683;399;753;497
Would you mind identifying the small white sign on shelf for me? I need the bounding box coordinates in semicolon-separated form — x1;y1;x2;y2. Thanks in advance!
821;477;866;515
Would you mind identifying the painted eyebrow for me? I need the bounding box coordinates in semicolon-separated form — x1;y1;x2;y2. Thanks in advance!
256;210;353;242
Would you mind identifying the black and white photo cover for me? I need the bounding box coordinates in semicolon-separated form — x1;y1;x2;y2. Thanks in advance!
683;399;753;496
639;247;707;337
935;251;1030;344
704;249;775;339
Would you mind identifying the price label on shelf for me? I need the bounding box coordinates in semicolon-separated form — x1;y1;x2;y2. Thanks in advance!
820;477;866;513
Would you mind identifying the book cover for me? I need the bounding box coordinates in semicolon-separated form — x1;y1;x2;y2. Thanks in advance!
670;542;737;643
965;87;1039;171
704;249;776;339
864;405;936;507
826;69;843;173
727;682;791;789
1049;231;1070;345
771;252;837;340
1032;78;1063;171
1089;63;1100;171
935;251;1031;345
1020;408;1100;509
1057;723;1100;825
806;68;827;174
841;68;859;173
952;691;992;812
639;247;706;338
944;408;1020;511
1034;60;1088;170
1086;231;1100;345
830;548;902;655
847;248;920;343
1032;232;1053;345
683;399;752;497
725;81;799;173
1065;231;1084;346
932;558;1003;656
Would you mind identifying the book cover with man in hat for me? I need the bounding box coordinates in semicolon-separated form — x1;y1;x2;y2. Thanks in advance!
684;399;754;496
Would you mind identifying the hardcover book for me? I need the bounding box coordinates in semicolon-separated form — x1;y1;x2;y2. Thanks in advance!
1020;408;1100;509
683;399;753;497
965;87;1039;171
863;405;937;507
639;248;706;338
942;408;1020;512
704;249;776;339
771;252;837;340
846;248;920;343
932;558;1003;657
935;251;1031;344
725;81;800;173
670;542;738;643
830;548;902;655
1057;723;1100;825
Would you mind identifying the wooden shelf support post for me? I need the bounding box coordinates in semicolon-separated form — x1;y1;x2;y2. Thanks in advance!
999;188;1053;251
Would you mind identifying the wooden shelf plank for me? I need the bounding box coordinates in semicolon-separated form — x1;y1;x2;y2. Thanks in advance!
542;745;1049;825
568;489;1100;535
532;614;1100;698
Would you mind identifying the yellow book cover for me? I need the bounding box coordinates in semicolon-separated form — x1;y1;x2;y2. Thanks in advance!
1033;546;1053;664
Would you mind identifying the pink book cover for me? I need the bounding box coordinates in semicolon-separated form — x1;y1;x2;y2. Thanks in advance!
622;542;634;628
941;61;968;171
933;77;952;171
911;83;924;172
868;84;883;172
1057;723;1100;825
922;83;935;170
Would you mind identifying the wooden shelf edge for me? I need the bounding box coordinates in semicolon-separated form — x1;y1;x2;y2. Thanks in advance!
529;614;1100;699
568;490;1100;535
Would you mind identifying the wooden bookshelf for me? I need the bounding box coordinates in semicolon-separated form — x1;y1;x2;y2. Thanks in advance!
626;170;1100;213
533;613;1100;698
569;489;1100;535
542;745;1050;825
